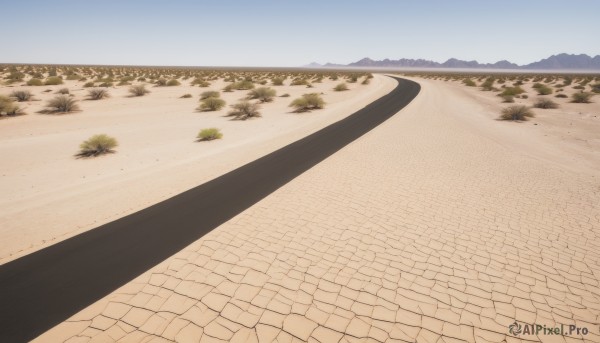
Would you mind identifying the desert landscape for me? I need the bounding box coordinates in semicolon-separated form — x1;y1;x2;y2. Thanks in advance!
2;1;600;343
0;66;386;262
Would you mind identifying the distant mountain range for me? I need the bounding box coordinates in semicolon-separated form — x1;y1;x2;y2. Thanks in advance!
305;54;600;70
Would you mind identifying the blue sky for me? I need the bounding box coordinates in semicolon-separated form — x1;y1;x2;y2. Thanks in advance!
1;0;598;67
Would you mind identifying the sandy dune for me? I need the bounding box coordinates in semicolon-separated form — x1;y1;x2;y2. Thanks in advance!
38;76;600;342
0;75;394;262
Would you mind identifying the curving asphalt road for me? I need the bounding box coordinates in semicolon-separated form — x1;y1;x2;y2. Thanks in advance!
0;76;420;342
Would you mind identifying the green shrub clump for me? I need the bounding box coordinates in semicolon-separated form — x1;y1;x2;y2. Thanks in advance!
198;97;226;111
27;78;43;86
200;90;220;100
227;100;261;120
571;92;594;103
77;134;118;157
197;128;223;141
247;87;276;102
166;79;181;86
289;93;325;112
44;76;64;85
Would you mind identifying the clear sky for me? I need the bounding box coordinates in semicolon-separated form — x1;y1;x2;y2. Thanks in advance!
1;0;598;67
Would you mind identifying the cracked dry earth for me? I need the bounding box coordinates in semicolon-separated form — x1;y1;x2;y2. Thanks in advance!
39;77;600;343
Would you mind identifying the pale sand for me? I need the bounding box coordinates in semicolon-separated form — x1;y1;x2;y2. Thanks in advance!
38;76;600;342
0;75;394;262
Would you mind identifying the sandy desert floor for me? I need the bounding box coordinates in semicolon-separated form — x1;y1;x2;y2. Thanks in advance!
0;75;393;262
37;75;600;342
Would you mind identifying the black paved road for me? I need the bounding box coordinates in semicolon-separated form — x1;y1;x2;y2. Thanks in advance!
0;77;420;342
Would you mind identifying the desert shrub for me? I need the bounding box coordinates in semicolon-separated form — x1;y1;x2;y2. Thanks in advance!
117;80;131;86
591;83;600;93
280;93;290;97
166;79;180;86
334;83;349;91
155;78;167;86
180;93;192;98
272;78;284;86
191;78;210;87
361;77;370;85
289;93;325;112
521;94;529;99
223;84;234;92
45;95;79;113
10;90;33;102
227;100;261;120
137;77;146;82
462;79;476;87
536;85;553;95
231;80;255;90
44;76;63;85
129;84;150;96
501;95;514;103
247;87;276;102
573;85;585;90
200;90;220;99
77;134;118;157
555;94;568;98
290;78;309;86
65;74;80;80
87;88;110;100
0;95;22;116
571;92;594;103
533;98;559;109
499;105;534;121
57;88;70;94
83;81;95;88
480;78;495;91
197;128;223;141
499;86;525;96
198;97;226;111
99;82;113;87
27;78;43;86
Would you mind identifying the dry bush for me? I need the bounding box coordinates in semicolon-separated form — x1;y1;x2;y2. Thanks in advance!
56;88;70;94
200;90;220;100
77;134;118;157
501;95;514;103
0;95;22;116
87;88;110;100
180;93;192;98
27;78;43;86
334;83;349;91
197;128;223;141
198;97;226;111
129;84;150;96
289;93;325;112
533;98;559;109
499;105;534;121
44;76;63;85
166;79;181;86
247;87;276;102
571;92;594;103
45;95;79;113
290;78;309;86
535;85;553;95
227;100;261;120
10;90;33;102
272;78;284;86
83;81;95;88
555;94;568;98
499;86;525;96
